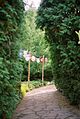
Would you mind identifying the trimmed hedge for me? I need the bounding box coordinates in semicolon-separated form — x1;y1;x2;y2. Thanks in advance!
0;0;24;118
36;0;80;105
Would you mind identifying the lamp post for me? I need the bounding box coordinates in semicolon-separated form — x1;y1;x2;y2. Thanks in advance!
24;52;31;82
28;59;30;82
40;56;48;85
21;49;48;86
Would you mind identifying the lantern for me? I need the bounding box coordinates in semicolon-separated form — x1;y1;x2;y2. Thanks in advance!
36;58;40;63
45;58;48;62
25;53;31;61
40;57;44;63
31;56;36;62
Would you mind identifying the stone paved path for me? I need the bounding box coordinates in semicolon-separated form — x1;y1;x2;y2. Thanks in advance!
12;85;80;119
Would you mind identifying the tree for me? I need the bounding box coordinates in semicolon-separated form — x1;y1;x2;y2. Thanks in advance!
36;0;80;104
19;9;52;81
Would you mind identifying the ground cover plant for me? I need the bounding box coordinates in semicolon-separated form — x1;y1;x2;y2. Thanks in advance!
21;80;54;97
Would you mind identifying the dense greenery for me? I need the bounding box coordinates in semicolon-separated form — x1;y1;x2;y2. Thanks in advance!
36;0;80;104
21;80;53;97
0;0;24;118
19;10;53;81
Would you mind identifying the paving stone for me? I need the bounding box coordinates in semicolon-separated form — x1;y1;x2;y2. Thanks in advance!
12;85;80;119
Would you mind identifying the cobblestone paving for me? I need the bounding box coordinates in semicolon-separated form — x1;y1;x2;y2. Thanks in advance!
12;85;80;119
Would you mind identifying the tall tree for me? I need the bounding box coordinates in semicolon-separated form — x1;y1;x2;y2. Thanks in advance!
19;9;52;80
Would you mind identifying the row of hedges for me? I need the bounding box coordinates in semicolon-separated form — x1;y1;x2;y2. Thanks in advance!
36;0;80;105
0;0;24;118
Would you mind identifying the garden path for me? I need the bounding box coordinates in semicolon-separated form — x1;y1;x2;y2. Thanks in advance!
12;85;80;119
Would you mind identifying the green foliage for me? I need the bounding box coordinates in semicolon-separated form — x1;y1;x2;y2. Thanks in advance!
0;0;24;118
19;10;52;81
21;82;30;97
21;80;53;94
36;0;80;104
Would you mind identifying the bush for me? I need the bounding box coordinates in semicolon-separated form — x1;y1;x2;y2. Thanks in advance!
54;41;80;104
21;80;53;96
36;0;80;105
0;0;24;118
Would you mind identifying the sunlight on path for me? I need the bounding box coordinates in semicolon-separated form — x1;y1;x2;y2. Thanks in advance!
27;85;57;97
12;85;80;119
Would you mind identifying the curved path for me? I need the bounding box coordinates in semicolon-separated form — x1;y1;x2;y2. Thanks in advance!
12;85;80;119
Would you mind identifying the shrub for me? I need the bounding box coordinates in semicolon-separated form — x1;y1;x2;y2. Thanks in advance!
36;0;80;105
0;0;24;118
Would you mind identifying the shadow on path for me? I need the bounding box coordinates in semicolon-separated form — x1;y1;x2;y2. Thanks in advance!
12;85;80;119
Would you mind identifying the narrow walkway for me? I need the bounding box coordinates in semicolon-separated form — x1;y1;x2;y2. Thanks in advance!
12;85;80;119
